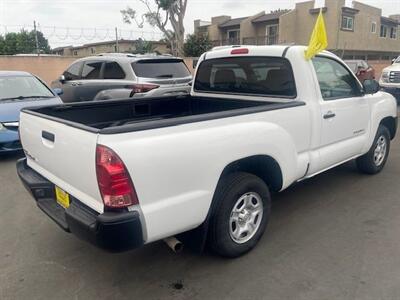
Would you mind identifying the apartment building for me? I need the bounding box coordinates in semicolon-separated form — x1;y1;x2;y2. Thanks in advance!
52;39;169;57
194;0;400;59
194;10;287;47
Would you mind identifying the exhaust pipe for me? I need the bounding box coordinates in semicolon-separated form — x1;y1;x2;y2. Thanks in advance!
163;237;183;253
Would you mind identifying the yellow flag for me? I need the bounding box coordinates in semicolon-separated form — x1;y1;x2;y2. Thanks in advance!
304;10;328;60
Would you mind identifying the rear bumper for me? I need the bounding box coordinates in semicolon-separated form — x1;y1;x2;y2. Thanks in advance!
16;158;144;252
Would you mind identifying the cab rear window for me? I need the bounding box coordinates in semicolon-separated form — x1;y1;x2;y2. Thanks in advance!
194;56;296;98
132;59;191;78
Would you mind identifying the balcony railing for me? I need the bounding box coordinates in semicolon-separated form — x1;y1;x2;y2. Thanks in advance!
242;35;279;46
211;38;241;47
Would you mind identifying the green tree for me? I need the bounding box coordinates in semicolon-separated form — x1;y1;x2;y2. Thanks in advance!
0;30;50;55
121;0;187;56
133;38;156;54
183;33;212;57
33;31;51;54
0;35;4;54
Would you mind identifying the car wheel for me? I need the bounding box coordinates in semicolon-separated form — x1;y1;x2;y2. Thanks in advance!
208;172;271;258
356;125;391;174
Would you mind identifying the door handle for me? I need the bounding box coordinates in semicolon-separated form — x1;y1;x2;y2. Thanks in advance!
42;131;55;142
42;131;55;148
323;111;336;119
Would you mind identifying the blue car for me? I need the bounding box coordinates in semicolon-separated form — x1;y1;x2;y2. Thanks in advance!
0;71;63;153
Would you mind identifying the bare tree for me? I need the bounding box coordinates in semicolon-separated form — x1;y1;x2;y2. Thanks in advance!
121;0;187;56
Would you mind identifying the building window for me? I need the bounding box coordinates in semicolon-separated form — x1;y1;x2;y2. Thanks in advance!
341;15;354;31
371;22;377;33
380;25;388;38
73;51;78;56
227;29;240;44
90;47;95;54
390;27;397;39
266;25;279;45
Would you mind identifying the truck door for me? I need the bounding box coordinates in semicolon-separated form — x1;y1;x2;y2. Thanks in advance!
312;55;370;171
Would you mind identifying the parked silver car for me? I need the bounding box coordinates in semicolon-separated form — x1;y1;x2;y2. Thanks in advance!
51;53;192;103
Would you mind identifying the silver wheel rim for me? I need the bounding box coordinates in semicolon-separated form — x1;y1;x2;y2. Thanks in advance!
229;192;263;244
374;135;387;167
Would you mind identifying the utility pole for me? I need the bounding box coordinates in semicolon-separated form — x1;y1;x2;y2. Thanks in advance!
33;21;40;56
115;27;119;53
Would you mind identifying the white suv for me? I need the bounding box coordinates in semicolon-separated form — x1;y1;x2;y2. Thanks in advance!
51;53;192;103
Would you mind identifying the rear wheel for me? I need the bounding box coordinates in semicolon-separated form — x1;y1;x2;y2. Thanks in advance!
356;125;391;174
208;172;271;258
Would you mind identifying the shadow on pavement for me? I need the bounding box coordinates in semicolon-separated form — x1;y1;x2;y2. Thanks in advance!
0;150;24;162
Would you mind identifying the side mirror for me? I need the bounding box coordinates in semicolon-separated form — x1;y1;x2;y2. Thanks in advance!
59;75;66;83
188;81;193;87
363;79;380;94
53;88;63;96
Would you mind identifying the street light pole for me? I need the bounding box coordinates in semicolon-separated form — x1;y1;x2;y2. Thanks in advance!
115;27;119;52
33;21;40;56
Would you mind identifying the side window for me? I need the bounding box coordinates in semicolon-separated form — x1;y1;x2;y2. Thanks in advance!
312;56;362;100
81;61;103;80
103;62;125;79
63;62;82;80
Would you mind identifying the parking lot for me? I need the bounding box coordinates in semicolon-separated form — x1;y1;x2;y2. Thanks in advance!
0;116;399;300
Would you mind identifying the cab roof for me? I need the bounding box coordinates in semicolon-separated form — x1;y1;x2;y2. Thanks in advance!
203;45;337;61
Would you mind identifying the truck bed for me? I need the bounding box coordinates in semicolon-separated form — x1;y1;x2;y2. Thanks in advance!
22;95;305;134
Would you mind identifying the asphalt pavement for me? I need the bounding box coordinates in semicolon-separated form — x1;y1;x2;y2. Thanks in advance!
1;130;400;300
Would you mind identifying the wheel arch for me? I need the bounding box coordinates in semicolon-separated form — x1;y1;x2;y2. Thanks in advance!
178;155;283;252
218;155;283;193
380;116;397;140
209;155;282;222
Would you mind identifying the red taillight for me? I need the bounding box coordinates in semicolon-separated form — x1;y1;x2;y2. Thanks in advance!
127;83;159;96
231;48;249;55
96;145;138;208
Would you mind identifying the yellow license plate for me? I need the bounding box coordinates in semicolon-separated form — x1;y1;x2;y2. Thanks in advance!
55;186;70;208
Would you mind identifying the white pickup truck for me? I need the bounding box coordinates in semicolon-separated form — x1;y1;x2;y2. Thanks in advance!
380;56;400;100
17;46;397;258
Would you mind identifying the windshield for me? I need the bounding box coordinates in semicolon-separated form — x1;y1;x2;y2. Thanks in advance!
0;76;54;101
132;59;191;78
395;57;400;64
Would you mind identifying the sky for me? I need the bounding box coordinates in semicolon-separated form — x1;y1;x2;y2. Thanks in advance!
0;0;399;48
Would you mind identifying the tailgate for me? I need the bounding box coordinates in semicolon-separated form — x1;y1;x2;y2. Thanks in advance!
19;111;104;213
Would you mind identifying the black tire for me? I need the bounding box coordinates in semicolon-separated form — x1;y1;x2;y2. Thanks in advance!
208;172;271;258
356;125;391;174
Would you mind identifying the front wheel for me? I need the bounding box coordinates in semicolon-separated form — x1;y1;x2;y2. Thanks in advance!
208;172;271;258
356;125;391;174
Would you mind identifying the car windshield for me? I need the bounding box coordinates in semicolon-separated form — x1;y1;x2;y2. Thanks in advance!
132;59;191;78
0;76;54;101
